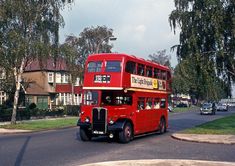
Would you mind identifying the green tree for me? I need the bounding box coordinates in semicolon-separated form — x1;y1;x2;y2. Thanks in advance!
173;57;228;103
61;25;115;81
0;0;73;124
169;0;235;99
60;37;82;105
148;49;171;67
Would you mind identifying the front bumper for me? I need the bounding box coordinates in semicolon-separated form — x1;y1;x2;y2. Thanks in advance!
77;120;123;134
201;109;213;114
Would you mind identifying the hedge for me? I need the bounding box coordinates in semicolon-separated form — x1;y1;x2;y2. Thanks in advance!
0;105;80;122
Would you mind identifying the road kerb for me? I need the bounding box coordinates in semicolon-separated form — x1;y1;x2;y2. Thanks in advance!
172;133;235;145
80;159;235;166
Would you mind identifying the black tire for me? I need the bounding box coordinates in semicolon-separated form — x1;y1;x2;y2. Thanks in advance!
119;122;133;143
159;117;166;134
80;128;92;141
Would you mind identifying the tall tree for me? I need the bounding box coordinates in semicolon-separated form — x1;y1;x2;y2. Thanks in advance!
0;0;73;124
148;49;171;67
169;0;235;99
61;25;115;82
172;57;227;102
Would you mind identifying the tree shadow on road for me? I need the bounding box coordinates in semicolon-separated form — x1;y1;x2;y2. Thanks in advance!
14;136;31;166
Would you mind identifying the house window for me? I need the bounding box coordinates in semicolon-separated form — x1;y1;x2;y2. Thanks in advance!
61;73;69;83
0;91;6;105
56;73;61;83
60;93;71;105
74;94;82;105
75;77;80;86
0;69;5;79
48;72;54;83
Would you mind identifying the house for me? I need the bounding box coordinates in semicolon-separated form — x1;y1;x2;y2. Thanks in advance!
23;58;82;109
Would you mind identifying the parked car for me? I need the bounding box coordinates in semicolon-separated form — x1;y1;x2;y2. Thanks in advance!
176;103;188;107
216;103;228;111
200;103;216;115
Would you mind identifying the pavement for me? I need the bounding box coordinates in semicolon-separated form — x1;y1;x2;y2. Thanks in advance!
1;121;235;166
80;159;235;166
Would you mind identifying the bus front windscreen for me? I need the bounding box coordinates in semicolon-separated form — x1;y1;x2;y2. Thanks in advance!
105;61;121;72
83;91;99;105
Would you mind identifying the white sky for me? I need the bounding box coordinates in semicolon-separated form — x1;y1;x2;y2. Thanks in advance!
59;0;179;67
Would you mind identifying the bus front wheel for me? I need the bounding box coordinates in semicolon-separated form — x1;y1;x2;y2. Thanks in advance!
119;122;133;143
80;128;92;141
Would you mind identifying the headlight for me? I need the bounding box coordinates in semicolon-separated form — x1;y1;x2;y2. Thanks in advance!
85;117;90;123
109;120;114;125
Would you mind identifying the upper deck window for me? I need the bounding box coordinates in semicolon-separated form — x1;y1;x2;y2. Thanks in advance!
162;70;167;80
87;61;102;72
167;71;171;80
105;61;121;72
125;61;136;74
137;64;145;76
146;66;152;77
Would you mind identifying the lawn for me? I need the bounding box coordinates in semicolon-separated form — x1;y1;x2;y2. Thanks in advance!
0;117;78;131
183;114;235;135
171;105;199;113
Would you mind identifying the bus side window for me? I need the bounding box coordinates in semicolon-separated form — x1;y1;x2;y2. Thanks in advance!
137;64;145;76
154;98;160;109
137;97;145;110
162;70;167;80
125;61;136;74
146;66;152;77
167;71;171;80
154;68;161;79
160;99;166;108
158;70;162;79
146;98;153;109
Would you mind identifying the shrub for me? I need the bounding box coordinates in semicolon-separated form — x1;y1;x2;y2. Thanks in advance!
29;103;37;109
64;105;80;116
0;108;30;121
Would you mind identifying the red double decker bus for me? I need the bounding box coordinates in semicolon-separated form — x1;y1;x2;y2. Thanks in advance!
77;53;172;143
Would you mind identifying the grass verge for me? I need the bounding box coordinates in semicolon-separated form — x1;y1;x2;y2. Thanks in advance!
0;117;78;131
171;105;199;113
183;114;235;135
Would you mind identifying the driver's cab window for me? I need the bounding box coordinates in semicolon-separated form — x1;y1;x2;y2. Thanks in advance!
83;91;98;105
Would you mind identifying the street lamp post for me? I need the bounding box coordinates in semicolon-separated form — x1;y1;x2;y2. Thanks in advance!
95;35;117;53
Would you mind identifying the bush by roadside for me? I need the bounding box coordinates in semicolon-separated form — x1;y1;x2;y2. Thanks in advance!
0;105;80;122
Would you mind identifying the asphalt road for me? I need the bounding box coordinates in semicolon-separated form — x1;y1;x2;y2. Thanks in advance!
0;108;235;166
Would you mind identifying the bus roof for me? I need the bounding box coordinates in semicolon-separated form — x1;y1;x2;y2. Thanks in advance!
87;53;170;71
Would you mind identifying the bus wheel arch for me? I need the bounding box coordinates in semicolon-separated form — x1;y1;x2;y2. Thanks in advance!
80;128;92;141
118;120;134;143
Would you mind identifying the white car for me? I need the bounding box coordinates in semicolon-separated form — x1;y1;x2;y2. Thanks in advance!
216;103;228;111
